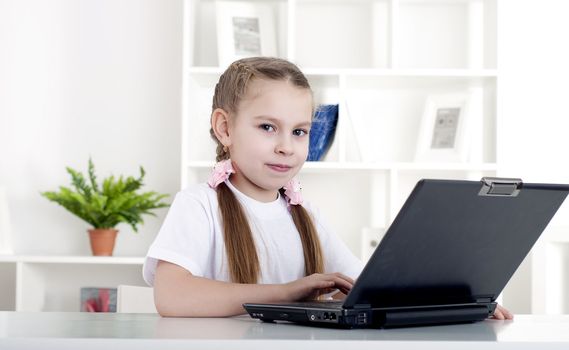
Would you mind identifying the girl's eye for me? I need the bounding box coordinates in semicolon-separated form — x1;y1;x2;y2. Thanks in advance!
293;129;308;137
260;124;275;132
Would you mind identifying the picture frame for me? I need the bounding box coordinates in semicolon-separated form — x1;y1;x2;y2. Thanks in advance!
215;1;277;67
414;93;473;163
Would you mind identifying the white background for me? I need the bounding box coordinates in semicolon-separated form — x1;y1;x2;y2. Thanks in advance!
0;0;182;256
0;0;569;312
497;0;569;313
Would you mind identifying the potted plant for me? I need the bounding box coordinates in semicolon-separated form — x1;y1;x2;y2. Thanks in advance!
41;159;169;256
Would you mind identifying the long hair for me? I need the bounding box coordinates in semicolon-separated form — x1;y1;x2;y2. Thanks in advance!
210;57;324;284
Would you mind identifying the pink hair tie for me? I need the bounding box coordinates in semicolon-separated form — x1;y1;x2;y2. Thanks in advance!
283;178;303;206
208;160;303;206
207;159;235;188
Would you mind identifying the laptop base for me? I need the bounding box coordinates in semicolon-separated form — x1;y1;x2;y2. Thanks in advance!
244;302;496;329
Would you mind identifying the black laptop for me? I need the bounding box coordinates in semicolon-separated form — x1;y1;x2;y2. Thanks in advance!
243;177;569;328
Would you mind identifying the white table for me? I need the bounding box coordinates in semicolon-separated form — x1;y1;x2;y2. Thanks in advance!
1;312;568;349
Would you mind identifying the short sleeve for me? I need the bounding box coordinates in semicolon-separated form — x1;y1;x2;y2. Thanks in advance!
308;204;364;281
142;190;214;286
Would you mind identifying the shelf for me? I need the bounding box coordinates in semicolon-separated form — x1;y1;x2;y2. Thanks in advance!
0;255;145;265
187;66;498;78
342;68;498;78
186;161;498;172
187;66;224;75
394;162;498;171
396;0;495;69
187;0;496;69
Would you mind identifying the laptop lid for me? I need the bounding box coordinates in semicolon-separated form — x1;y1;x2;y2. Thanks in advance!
343;178;569;309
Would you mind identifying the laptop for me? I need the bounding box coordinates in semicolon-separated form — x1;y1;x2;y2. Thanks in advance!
243;177;569;328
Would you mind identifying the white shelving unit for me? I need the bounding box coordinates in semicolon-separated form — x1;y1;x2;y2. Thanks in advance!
0;256;145;311
182;0;498;256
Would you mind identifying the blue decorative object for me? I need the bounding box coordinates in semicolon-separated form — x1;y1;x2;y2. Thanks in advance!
307;104;339;161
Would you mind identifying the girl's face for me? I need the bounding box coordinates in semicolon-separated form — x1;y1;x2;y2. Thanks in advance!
227;79;313;202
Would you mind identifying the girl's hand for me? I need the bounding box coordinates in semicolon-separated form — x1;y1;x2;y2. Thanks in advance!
492;304;514;320
284;273;354;301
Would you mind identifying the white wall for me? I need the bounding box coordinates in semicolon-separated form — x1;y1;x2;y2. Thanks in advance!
0;0;183;256
498;0;569;313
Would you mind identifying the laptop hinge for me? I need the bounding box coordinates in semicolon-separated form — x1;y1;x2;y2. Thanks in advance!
479;177;522;197
475;297;493;303
353;304;372;309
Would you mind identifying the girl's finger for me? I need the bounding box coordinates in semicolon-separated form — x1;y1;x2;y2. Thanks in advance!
333;272;355;285
493;308;505;320
315;280;335;290
329;275;353;290
332;284;351;295
498;305;514;320
328;283;350;295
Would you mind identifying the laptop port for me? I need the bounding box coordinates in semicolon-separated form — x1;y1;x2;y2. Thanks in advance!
330;313;337;321
357;312;367;325
323;312;329;320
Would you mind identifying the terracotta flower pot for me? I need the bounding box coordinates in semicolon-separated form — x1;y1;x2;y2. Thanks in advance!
88;228;118;256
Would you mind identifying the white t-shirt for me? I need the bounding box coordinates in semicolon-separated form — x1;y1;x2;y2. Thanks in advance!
143;180;363;286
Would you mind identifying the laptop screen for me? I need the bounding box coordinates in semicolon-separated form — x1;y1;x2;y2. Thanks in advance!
343;179;569;308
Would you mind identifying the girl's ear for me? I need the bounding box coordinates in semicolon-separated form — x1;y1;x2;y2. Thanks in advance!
211;108;232;148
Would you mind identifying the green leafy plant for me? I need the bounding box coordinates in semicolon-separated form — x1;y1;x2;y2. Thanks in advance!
42;158;169;232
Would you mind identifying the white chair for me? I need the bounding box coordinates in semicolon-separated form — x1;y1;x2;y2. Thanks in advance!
116;285;158;313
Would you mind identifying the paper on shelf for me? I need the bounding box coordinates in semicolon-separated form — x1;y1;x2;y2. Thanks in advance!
360;227;385;263
344;95;373;162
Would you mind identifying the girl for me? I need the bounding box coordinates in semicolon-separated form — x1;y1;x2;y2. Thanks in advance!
143;57;513;320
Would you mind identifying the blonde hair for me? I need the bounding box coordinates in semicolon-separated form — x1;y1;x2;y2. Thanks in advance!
210;57;324;284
